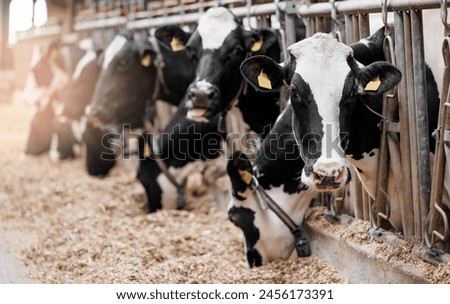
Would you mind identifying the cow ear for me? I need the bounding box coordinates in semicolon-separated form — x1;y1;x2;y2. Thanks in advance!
357;61;402;96
249;28;279;55
227;151;254;194
350;26;385;65
155;25;190;52
240;55;285;92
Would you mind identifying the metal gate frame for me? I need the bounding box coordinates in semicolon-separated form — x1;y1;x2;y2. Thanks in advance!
298;0;450;257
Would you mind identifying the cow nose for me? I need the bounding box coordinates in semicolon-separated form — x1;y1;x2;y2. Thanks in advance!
188;84;219;108
312;161;346;188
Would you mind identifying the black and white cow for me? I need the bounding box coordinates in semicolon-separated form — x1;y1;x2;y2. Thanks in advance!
23;40;86;155
86;26;194;129
227;27;439;267
135;7;282;212
52;48;117;176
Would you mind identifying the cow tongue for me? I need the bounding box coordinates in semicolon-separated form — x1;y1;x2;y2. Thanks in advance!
189;108;208;118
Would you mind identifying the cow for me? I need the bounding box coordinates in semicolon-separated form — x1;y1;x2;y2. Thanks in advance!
51;48;117;176
133;7;282;212
86;25;195;129
85;7;282;212
227;27;439;267
23;40;86;155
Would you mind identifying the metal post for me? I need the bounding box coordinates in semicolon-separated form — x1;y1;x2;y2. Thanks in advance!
0;0;9;70
344;14;353;44
65;0;77;33
358;13;370;38
284;0;297;46
394;11;415;238
411;9;431;240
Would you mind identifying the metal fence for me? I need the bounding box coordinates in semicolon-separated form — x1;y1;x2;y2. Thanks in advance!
298;0;450;258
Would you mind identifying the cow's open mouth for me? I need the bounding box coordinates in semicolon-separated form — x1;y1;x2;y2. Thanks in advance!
186;107;211;123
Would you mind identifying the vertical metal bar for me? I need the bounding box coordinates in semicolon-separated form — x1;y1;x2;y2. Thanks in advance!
285;12;297;46
0;0;9;70
358;13;370;38
304;17;312;37
314;16;322;33
345;14;353;44
352;14;359;42
411;9;431;241
403;11;421;239
394;11;415;238
427;37;450;247
310;16;317;36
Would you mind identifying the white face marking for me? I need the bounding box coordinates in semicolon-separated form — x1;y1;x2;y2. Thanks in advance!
72;50;96;80
230;186;317;265
102;35;127;70
289;33;352;168
197;7;237;50
196;79;213;91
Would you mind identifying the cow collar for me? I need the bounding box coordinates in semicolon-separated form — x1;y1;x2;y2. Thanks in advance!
246;174;311;257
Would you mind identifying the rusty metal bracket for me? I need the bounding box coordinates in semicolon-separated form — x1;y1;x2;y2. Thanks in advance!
382;0;394;35
442;0;450;35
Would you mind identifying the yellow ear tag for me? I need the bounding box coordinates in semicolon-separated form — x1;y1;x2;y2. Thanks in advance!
144;142;152;158
364;75;381;92
257;70;272;90
251;38;263;52
170;37;185;52
238;169;253;185
141;54;152;67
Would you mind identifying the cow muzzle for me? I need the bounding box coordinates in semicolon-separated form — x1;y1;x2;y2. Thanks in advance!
311;160;348;190
186;81;220;123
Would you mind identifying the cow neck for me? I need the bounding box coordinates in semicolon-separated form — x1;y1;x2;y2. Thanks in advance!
148;35;170;101
217;51;251;133
247;175;310;257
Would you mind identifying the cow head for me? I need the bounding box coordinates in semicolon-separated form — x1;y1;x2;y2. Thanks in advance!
86;26;193;128
184;7;278;123
240;33;401;192
57;49;103;121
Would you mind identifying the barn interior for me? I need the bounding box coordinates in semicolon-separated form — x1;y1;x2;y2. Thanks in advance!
0;0;450;284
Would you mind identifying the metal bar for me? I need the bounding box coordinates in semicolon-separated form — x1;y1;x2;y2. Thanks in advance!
404;11;420;238
352;14;359;42
0;0;9;70
284;13;297;46
298;0;450;17
344;14;353;44
74;1;296;32
411;9;431;241
394;11;415;238
427;38;450;247
358;13;370;38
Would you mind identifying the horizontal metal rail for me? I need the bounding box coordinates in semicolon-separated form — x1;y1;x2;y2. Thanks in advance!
74;2;287;31
298;0;449;17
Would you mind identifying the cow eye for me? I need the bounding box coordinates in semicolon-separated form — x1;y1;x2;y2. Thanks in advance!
290;88;299;99
117;57;133;71
231;46;244;57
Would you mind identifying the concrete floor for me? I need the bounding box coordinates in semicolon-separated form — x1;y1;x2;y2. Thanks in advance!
0;240;34;283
